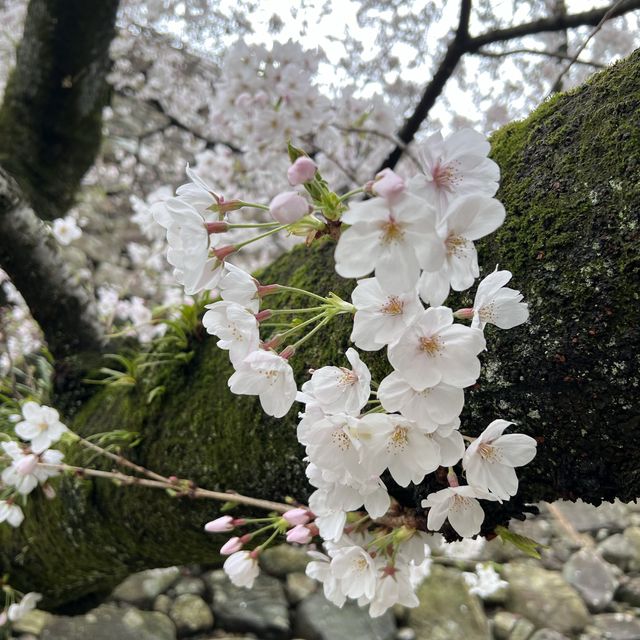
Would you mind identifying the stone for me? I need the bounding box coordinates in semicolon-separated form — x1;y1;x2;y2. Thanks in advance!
172;576;206;597
285;572;317;604
616;576;640;607
260;544;310;577
396;627;416;640
40;604;175;640
562;548;619;611
504;562;590;635
551;500;629;533
591;613;640;639
529;631;570;640
153;594;172;615
493;611;519;640
205;570;290;640
510;618;536;640
598;534;636;570
294;590;396;640
623;526;640;571
12;610;53;635
111;567;181;607
408;565;490;640
169;594;214;635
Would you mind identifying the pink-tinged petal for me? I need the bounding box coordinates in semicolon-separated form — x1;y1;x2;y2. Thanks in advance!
494;433;537;466
447;495;485;537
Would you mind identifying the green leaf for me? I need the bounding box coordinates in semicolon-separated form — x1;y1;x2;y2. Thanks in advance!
495;525;546;559
220;501;238;513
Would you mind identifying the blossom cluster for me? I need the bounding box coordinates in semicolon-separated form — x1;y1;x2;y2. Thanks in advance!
147;127;538;616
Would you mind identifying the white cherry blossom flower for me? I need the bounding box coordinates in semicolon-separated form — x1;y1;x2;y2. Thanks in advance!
335;192;443;292
52;216;82;245
369;567;419;617
331;544;378;600
418;196;506;306
219;264;260;313
1;444;64;495
364;414;441;487
15;401;68;454
471;269;529;330
378;371;464;425
202;301;260;367
409;128;500;214
305;550;347;607
0;500;24;527
309;348;371;415
427;426;465;467
388;307;486;390
463;563;509;599
7;592;42;622
350;278;423;351
223;550;260;588
228;350;297;418
422;485;498;538
462;419;537;499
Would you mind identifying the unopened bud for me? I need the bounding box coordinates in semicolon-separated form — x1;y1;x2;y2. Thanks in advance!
286;524;313;544
283;508;311;526
204;515;234;533
269;192;309;224
372;168;405;199
287;157;317;185
15;454;38;476
220;536;244;555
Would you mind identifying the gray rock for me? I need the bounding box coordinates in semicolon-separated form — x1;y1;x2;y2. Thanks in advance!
552;500;629;533
153;594;172;615
111;567;181;606
493;611;519;640
294;591;396;640
563;548;619;611
591;613;640;639
623;526;640;571
41;604;176;640
260;544;310;577
529;631;570;640
285;572;317;604
169;594;214;635
598;534;636;570
408;565;490;640
205;570;289;640
504;563;590;635
510;618;536;640
616;576;640;607
172;576;206;597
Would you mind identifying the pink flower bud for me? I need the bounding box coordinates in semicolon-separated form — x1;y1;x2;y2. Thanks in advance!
283;508;311;526
287;157;317;185
286;524;312;544
372;168;405;199
204;515;234;533
220;536;244;555
16;454;38;476
269;192;309;224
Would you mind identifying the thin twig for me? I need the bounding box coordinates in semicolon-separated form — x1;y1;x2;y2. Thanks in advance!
475;47;606;69
39;462;291;514
545;0;626;98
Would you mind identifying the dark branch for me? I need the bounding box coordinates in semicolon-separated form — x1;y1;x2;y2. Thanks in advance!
474;47;607;69
0;168;105;361
379;0;472;170
0;0;120;220
380;0;640;171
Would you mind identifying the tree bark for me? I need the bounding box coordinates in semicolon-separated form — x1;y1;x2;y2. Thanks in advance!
1;48;639;612
0;0;120;220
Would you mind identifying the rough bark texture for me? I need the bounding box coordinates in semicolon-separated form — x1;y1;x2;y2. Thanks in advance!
0;167;106;360
0;0;119;219
1;51;639;611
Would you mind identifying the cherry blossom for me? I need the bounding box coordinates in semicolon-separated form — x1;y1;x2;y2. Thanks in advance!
350;277;422;351
14;401;68;454
269;191;309;223
334;192;442;292
223;550;260;588
288;156;317;185
330;544;378;600
228;350;297;418
1;443;63;495
462;419;537;499
409;129;500;214
388;307;486;390
51;216;82;245
219;264;261;313
7;592;41;622
469;269;529;330
0;500;24;528
422;485;498;538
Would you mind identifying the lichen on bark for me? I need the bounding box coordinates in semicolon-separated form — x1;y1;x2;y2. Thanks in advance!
1;50;639;610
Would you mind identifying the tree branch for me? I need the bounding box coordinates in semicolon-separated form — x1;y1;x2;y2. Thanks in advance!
0;168;105;361
380;0;640;171
0;0;120;220
474;47;607;69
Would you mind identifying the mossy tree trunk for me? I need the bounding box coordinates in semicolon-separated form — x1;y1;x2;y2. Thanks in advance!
1;50;639;610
